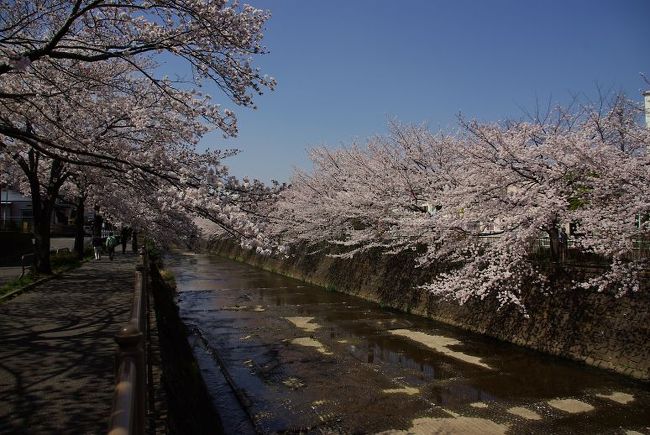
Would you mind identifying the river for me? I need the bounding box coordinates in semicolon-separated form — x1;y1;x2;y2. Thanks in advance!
166;252;649;434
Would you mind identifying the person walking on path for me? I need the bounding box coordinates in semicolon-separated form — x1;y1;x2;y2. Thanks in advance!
105;232;118;261
120;226;131;254
92;235;103;260
92;206;103;237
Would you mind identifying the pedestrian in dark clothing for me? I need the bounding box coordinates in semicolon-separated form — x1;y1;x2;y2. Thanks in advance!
92;206;103;237
120;227;130;254
92;236;103;260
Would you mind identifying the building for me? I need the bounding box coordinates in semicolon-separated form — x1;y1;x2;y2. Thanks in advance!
0;187;33;233
0;185;81;235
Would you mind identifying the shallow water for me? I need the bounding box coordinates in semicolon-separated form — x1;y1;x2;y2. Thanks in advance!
167;253;650;434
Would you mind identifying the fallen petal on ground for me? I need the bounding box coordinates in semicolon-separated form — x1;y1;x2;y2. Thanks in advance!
547;398;594;413
507;406;542;420
285;316;321;332
377;416;509;435
389;329;492;369
382;386;419;395
291;337;332;355
595;391;634;404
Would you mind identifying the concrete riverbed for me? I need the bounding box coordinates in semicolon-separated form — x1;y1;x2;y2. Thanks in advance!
167;253;649;434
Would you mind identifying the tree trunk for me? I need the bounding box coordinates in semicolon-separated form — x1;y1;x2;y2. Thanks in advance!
32;206;53;275
74;195;85;260
546;221;568;277
548;225;561;264
132;229;138;253
23;152;67;275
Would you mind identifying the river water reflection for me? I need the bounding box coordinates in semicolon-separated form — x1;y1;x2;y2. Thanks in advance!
167;253;649;434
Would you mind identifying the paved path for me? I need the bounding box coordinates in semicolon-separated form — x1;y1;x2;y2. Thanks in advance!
0;253;137;434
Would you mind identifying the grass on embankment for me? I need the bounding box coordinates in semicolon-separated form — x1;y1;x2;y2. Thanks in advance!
158;269;177;290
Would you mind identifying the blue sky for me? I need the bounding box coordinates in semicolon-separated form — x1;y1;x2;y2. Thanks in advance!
196;0;650;183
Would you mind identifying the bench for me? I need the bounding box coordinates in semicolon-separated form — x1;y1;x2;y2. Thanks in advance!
20;248;72;278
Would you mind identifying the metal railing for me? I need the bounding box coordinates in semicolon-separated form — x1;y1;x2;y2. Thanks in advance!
476;233;649;260
108;249;150;435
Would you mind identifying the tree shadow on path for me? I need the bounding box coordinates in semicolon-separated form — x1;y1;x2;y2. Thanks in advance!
0;255;136;434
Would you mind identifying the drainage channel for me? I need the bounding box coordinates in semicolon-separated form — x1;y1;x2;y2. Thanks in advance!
169;253;650;435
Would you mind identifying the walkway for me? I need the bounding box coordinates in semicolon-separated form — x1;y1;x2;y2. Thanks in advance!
0;253;137;434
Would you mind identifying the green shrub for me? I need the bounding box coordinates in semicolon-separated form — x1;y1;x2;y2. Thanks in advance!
50;251;81;271
159;269;177;289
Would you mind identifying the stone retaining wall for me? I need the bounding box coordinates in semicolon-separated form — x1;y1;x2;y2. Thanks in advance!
210;238;649;381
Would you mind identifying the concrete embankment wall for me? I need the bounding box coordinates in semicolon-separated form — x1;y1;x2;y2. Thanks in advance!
210;239;650;381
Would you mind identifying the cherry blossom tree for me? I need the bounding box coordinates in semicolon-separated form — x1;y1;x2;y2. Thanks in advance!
0;0;275;272
1;59;240;272
423;95;649;308
0;0;275;156
267;122;462;257
564;96;650;293
0;0;274;97
185;170;285;253
266;97;649;310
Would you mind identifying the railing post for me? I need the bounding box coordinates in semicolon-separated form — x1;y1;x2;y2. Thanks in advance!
110;323;145;434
